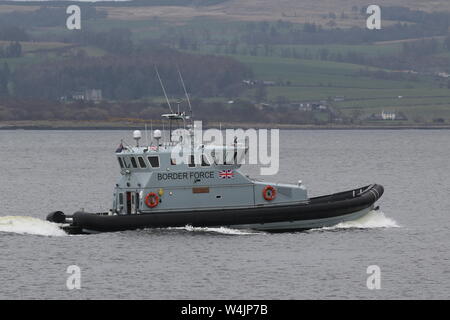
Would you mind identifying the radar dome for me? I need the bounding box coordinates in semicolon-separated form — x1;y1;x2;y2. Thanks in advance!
153;130;162;139
133;130;142;139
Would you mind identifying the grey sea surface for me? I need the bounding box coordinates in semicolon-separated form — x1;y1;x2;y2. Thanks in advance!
0;130;449;299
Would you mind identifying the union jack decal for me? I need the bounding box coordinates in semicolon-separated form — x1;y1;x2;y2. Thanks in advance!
219;169;234;179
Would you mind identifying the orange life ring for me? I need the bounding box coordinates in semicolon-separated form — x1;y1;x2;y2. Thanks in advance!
145;192;159;208
262;185;276;201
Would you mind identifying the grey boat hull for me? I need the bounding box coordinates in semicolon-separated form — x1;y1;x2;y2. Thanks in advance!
231;205;375;232
49;184;383;234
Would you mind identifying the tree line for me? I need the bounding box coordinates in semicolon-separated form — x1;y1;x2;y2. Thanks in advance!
10;48;252;100
0;98;319;125
0;41;22;58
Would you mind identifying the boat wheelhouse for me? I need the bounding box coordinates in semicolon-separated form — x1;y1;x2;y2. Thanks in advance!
112;126;308;216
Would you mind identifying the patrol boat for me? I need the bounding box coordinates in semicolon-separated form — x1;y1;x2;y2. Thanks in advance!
47;112;384;234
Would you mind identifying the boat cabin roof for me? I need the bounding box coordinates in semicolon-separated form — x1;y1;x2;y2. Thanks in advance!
116;144;246;172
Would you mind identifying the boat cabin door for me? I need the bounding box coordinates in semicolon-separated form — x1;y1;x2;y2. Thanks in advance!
125;191;139;214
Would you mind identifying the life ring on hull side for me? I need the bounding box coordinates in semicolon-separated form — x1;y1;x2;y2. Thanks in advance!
145;192;159;208
262;185;276;201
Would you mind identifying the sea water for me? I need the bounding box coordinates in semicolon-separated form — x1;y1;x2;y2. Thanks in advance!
0;130;448;299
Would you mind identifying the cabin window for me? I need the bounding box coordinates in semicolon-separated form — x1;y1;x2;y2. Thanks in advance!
118;157;124;168
224;155;235;165
170;158;177;165
148;156;160;168
119;193;123;205
201;154;210;167
126;192;132;214
130;157;138;168
211;149;217;164
224;150;234;165
188;155;196;167
138;156;147;168
122;157;130;168
135;192;140;211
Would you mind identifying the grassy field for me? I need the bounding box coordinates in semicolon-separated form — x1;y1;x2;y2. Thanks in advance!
231;55;422;89
0;40;107;70
2;0;450;27
0;40;72;52
220;53;450;122
261;87;450;101
0;54;47;70
61;0;450;26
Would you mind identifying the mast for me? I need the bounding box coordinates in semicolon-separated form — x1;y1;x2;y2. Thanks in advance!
177;66;193;124
156;65;194;144
155;66;174;114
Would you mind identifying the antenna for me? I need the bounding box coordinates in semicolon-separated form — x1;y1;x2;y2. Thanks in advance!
145;123;149;147
177;65;193;119
153;129;162;150
155;66;174;114
150;120;153;144
162;121;165;144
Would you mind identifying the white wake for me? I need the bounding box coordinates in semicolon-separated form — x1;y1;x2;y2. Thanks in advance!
0;216;67;237
0;211;398;237
316;210;399;231
167;211;398;235
169;225;262;235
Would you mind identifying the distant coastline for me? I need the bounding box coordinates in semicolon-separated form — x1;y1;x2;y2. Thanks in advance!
2;120;450;130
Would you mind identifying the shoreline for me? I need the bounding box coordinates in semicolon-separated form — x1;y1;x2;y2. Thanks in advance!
1;120;450;130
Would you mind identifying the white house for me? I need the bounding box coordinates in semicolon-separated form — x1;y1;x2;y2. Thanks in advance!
381;111;396;120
